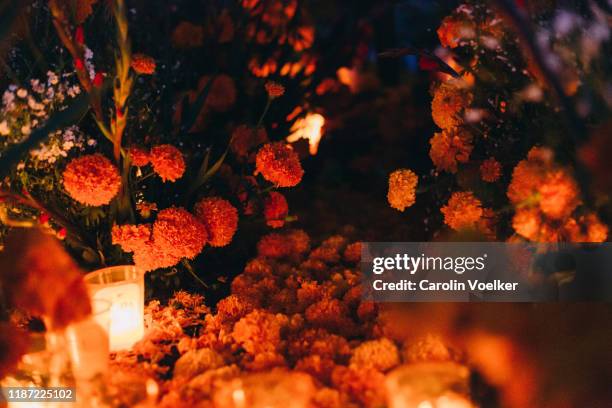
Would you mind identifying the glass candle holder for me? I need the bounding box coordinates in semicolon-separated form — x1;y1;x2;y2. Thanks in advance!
84;265;145;351
212;370;315;408
385;362;475;408
65;299;111;380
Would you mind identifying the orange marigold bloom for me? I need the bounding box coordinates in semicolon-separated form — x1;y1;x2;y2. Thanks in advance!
131;53;156;75
538;170;580;220
480;157;502;182
132;240;182;272
264;192;288;228
387;169;418;211
232;309;284;354
230;125;268;158
257;232;290;258
429;128;473;173
62;153;121;206
331;365;386;408
255;142;304;187
153;207;208;260
128;146;150;167
441;191;483;231
508;147;580;220
563;213;608;243
193;197;238;247
171;21;205;49
198;74;237;113
150;144;186;182
437;15;475;48
431;82;472;130
350;338;400;372
111;224;152;253
512;208;541;241
265;81;285;98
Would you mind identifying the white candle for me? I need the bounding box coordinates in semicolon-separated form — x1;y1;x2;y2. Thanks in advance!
84;266;145;351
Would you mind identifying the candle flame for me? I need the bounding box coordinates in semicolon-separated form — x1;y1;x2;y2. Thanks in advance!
286;113;325;155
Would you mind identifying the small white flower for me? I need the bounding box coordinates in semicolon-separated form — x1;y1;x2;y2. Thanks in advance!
16;88;28;98
16;162;25;170
21;125;31;135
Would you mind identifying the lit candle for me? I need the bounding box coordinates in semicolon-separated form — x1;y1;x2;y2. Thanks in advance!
385;362;475;408
84;265;145;351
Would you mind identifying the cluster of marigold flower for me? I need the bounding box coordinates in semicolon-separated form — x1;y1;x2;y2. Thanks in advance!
60;97;304;271
108;230;465;408
386;3;608;243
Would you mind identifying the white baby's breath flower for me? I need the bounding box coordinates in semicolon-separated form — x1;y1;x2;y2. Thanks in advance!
21;125;31;135
16;88;28;98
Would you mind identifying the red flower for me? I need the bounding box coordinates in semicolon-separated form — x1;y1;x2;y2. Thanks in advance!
128;146;151;167
255;142;304;187
150;144;185;182
131;54;156;75
62;154;121;206
193;197;239;247
153;207;208;260
263;192;288;228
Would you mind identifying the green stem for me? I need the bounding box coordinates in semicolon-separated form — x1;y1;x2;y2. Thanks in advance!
256;98;272;128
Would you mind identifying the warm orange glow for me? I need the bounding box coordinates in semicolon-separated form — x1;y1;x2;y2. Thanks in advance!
286;113;325;155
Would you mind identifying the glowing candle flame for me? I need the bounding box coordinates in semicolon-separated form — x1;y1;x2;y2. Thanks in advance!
286;113;325;155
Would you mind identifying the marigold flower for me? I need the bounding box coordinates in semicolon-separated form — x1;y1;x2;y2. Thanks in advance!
441;191;483;231
512;208;541;241
343;242;362;263
480;157;502;182
111;224;152;253
350;338;400;372
257;232;290;258
132;240;182;272
429;128;473;173
153;207;208;260
508;147;580;220
331;365;386;408
171;21;205;49
403;334;457;363
198;74;237;113
255;142;304;187
387;169;418;211
62;153;121;206
563;212;608;243
193;197;238;247
286;229;311;255
128;146;150;167
150;144;186;182
264;192;288;228
232;309;284;354
538;170;580;220
437;15;475;48
265;81;285;98
431;82;472;130
131;54;156;75
230;125;268;158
